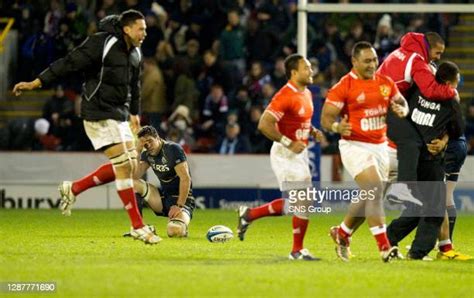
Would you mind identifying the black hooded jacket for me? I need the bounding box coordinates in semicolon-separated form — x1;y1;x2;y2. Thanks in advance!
38;15;142;121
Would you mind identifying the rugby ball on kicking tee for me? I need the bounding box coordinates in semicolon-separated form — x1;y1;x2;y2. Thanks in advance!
206;225;234;243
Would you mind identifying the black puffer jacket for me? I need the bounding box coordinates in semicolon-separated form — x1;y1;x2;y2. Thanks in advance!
38;15;142;121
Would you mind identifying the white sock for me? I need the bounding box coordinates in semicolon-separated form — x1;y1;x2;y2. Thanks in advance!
340;222;353;235
369;224;387;236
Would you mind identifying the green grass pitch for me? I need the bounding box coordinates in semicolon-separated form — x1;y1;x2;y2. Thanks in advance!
1;209;473;297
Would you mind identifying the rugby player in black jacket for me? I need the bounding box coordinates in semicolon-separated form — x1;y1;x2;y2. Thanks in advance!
13;10;161;244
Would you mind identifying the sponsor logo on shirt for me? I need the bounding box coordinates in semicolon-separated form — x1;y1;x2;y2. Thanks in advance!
361;116;386;131
380;85;391;99
411;108;436;127
363;105;387;117
360;104;388;131
152;164;170;172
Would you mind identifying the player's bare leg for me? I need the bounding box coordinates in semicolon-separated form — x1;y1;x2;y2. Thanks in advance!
105;142;160;244
58;138;135;213
357;166;398;262
439;212;450;247
143;186;190;238
359;167;385;227
437;180;472;260
133;179;156;203
134;180;190;238
331;197;366;262
335;166;398;262
125;140;138;175
445;180;456;239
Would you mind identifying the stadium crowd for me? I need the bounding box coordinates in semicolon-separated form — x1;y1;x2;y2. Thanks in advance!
2;0;473;154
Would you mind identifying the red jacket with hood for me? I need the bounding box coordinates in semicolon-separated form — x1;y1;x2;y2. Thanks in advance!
377;32;456;100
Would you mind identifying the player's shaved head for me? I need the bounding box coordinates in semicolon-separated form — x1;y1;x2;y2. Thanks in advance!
425;32;445;62
284;54;304;79
351;41;374;58
137;125;159;139
425;32;444;48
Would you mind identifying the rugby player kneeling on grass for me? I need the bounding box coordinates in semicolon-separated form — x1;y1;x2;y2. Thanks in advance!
124;126;195;238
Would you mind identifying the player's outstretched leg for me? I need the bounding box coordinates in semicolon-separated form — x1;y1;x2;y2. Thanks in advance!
106;143;160;244
237;198;284;241
58;163;116;216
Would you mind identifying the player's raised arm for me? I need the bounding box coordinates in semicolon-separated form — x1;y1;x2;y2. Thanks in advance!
14;34;103;97
133;138;150;179
258;111;306;154
12;78;43;96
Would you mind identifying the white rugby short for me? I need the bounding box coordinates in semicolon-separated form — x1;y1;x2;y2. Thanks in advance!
270;142;311;191
83;119;134;150
338;139;389;181
387;146;398;182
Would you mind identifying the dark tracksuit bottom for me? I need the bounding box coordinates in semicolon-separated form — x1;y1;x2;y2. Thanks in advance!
386;145;446;259
387;111;423;182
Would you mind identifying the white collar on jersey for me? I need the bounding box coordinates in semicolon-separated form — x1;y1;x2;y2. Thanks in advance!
349;71;358;79
286;81;306;93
